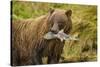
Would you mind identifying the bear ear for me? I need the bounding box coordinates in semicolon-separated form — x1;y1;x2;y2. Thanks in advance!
65;10;72;17
49;8;55;14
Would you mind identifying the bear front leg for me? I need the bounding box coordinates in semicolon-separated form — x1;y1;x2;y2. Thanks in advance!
47;54;60;64
32;50;43;65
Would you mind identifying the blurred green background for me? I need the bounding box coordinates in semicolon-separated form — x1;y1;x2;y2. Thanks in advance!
12;1;97;63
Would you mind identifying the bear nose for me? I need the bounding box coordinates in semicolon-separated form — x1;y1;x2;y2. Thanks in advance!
51;22;59;34
50;29;58;34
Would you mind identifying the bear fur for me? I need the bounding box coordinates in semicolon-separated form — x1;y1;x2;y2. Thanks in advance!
11;9;72;66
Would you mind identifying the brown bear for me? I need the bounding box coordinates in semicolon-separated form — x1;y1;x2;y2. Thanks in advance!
11;8;72;66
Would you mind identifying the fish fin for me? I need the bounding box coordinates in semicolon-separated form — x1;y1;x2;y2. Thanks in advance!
60;38;64;42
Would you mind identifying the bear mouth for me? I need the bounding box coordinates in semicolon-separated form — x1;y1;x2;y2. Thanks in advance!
50;30;58;34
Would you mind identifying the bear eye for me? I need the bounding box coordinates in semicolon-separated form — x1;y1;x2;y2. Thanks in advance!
58;21;65;26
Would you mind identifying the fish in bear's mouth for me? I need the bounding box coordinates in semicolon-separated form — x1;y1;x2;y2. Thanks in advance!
43;29;79;42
